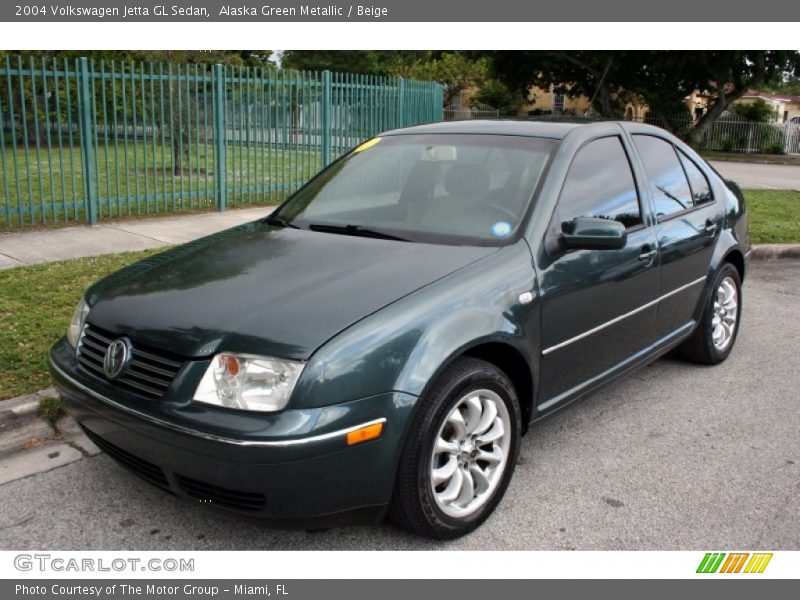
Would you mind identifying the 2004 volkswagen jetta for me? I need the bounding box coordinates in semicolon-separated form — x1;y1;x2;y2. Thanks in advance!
50;119;749;539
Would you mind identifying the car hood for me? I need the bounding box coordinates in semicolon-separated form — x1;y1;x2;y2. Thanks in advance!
86;221;497;360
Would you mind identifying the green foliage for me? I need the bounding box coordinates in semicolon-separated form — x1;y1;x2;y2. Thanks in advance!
766;142;786;155
732;98;778;122
280;51;429;77
481;51;800;136
281;51;493;108
407;53;489;106
37;396;64;428
0;249;163;400
764;75;800;95
11;50;273;68
471;79;523;112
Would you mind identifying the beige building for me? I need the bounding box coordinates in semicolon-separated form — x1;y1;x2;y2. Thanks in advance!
451;83;800;125
450;84;649;120
734;90;800;123
519;85;592;115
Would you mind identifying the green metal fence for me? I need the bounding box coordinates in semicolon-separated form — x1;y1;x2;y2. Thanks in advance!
0;55;444;230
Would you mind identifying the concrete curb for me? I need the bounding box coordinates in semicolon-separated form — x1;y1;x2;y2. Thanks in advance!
751;244;800;260
0;389;58;456
0;391;100;485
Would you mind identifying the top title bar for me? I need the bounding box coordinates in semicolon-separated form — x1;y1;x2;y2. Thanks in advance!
3;0;800;22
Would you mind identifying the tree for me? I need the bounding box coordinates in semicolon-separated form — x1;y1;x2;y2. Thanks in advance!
764;75;800;96
280;51;428;76
407;53;489;107
280;51;494;108
481;51;800;143
471;79;524;113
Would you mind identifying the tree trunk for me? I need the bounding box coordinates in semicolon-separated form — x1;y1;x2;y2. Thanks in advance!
592;85;617;117
687;84;747;146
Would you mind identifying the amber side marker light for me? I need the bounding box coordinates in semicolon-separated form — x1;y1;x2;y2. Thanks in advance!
346;422;384;446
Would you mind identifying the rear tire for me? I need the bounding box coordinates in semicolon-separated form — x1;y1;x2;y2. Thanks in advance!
678;263;742;365
389;357;521;539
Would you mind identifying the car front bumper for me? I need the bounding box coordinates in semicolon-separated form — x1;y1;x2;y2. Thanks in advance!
48;338;419;527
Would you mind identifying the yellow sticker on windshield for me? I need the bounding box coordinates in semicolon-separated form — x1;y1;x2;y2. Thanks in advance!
353;137;381;153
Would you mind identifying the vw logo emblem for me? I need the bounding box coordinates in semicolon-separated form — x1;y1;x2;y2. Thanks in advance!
104;338;132;380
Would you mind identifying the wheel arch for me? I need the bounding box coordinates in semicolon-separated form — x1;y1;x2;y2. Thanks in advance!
418;339;536;436
723;247;746;282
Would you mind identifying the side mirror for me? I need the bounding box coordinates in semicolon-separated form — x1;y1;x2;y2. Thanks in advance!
561;217;627;250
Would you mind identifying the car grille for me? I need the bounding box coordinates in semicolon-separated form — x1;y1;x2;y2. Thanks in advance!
174;474;267;512
82;426;171;490
76;324;184;400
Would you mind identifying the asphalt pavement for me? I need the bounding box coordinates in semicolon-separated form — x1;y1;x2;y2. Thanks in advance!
0;260;797;550
709;160;800;190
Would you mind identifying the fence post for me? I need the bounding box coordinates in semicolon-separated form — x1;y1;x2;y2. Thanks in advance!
396;77;406;128
321;70;332;167
78;57;98;225
213;64;227;212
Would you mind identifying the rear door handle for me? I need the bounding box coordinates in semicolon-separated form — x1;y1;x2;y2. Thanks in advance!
705;219;718;236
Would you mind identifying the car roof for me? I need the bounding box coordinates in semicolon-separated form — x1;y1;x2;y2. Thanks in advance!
380;118;670;141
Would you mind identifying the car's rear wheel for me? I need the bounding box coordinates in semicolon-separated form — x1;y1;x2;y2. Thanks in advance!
389;357;521;539
678;263;742;365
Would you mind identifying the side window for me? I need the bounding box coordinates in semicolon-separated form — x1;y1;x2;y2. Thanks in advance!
556;136;642;230
677;150;713;206
632;135;693;219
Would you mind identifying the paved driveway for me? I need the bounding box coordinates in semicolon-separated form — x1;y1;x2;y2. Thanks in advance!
709;161;800;190
0;260;798;551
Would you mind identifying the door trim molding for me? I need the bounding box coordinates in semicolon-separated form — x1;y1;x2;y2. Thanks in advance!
541;275;707;356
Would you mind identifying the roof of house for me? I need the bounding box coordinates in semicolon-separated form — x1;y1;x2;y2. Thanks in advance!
743;89;800;104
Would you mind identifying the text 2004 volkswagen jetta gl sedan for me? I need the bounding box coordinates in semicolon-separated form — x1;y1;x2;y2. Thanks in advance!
50;120;749;539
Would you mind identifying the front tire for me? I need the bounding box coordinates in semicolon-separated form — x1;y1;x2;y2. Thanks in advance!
678;263;742;365
389;357;521;539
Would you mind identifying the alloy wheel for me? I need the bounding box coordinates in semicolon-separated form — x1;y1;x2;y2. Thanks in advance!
711;276;738;350
429;388;512;519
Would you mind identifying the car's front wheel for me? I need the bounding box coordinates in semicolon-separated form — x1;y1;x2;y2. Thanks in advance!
389;357;521;539
678;262;742;364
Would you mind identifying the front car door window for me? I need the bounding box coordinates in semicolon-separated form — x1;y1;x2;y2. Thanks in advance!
553;136;643;232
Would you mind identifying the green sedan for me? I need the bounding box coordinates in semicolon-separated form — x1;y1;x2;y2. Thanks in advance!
49;119;749;539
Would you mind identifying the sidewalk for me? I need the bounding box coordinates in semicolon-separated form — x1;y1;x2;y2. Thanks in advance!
0;206;274;270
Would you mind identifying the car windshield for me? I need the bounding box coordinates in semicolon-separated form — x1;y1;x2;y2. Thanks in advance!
271;133;556;245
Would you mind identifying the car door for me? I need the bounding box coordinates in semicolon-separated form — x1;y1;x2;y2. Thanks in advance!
536;135;660;411
630;134;725;338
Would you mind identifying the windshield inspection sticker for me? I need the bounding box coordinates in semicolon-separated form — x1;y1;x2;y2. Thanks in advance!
491;221;513;237
353;137;381;153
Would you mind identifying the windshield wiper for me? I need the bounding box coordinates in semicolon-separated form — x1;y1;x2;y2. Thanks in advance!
264;215;300;229
308;223;409;242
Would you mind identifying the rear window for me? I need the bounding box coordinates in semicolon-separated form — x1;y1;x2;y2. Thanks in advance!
677;150;714;206
632;134;694;219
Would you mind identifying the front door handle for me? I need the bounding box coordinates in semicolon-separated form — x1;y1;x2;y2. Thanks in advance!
705;219;718;236
639;245;657;265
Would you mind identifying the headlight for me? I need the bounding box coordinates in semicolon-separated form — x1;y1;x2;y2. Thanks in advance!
193;353;304;413
66;296;90;347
